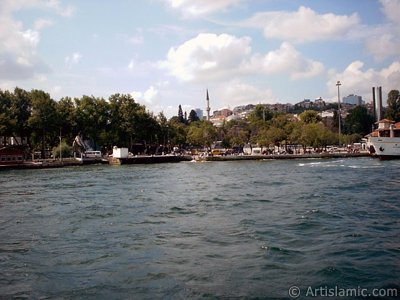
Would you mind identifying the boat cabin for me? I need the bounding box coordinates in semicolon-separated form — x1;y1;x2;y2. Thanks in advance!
373;119;400;138
0;146;25;165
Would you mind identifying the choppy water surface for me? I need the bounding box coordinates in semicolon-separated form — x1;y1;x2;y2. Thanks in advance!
0;158;399;299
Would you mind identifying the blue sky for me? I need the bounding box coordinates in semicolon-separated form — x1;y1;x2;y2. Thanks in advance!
1;0;399;117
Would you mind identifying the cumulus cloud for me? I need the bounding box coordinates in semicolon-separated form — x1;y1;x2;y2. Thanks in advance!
165;0;242;17
364;0;400;61
244;6;359;43
380;0;400;24
246;42;324;79
159;33;252;82
34;18;54;30
46;0;75;17
216;79;274;108
327;60;400;102
0;15;49;80
65;52;82;69
0;0;75;81
131;85;159;104
128;59;135;69
160;34;323;83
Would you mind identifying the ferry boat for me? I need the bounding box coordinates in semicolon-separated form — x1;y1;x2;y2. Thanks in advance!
367;119;400;159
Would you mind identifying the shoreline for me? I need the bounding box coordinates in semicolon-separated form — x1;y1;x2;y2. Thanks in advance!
199;152;371;162
0;152;373;170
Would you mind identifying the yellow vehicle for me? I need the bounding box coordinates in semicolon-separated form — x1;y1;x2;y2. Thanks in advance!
211;149;225;156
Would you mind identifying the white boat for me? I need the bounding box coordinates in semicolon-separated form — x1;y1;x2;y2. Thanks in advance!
367;119;400;159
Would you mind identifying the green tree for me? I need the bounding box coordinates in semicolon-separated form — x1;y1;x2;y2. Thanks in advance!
56;97;77;143
158;112;169;147
75;95;109;149
385;89;400;122
299;110;322;124
248;104;272;123
256;126;286;148
28;89;59;157
225;119;249;147
52;141;72;158
187;120;217;149
168;118;187;147
0;89;16;145
344;106;374;136
188;109;200;123
12;87;32;143
178;105;184;123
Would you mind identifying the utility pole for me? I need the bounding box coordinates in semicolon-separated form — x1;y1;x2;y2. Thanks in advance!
59;129;62;162
336;81;342;146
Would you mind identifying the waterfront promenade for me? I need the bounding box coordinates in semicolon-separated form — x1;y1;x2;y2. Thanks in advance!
0;152;372;170
200;152;370;162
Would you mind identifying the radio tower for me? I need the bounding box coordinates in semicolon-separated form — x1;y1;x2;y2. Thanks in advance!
206;89;210;121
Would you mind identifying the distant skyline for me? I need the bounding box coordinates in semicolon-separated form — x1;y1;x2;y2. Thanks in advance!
1;0;399;117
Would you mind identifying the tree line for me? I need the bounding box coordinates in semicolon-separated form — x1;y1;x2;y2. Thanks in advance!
1;87;398;157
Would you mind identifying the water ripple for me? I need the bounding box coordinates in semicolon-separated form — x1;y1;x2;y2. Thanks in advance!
0;158;399;298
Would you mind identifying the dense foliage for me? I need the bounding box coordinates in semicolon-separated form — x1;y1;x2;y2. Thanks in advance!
385;90;400;122
1;87;384;156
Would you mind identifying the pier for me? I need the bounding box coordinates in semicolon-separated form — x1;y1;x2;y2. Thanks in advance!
108;155;192;165
200;152;371;162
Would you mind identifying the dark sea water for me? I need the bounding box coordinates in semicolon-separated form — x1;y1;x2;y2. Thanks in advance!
0;158;399;299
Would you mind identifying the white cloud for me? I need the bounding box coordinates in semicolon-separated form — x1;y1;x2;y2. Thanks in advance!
215;79;274;108
143;86;158;103
364;0;400;61
128;59;135;69
159;33;252;82
0;17;49;79
327;60;400;102
246;42;324;79
46;0;75;17
160;34;323;83
33;18;53;30
244;6;359;43
131;85;159;104
65;52;82;69
0;0;74;81
380;0;400;24
165;0;242;17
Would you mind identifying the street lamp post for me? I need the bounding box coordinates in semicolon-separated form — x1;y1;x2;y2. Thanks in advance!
336;81;342;146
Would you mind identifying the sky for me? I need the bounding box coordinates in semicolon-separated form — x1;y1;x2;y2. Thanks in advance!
1;0;399;118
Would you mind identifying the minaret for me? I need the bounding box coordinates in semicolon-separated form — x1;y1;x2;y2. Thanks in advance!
206;89;210;121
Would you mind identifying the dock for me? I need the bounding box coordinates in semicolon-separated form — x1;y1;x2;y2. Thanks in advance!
109;155;193;165
200;152;371;162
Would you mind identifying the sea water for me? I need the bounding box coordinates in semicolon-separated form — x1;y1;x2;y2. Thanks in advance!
0;158;399;299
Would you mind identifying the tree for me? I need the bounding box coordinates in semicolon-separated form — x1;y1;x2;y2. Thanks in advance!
248;104;272;123
188;109;200;123
178;105;184;123
12;87;31;143
158;112;169;147
56;97;77;143
187;120;217;149
344;106;374;136
299;110;322;124
385;89;400;122
0;90;16;145
75;95;109;149
168;118;187;148
256;126;286;148
225;119;249;147
28;89;59;157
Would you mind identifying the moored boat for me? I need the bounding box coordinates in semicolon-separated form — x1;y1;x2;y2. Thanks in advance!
367;119;400;159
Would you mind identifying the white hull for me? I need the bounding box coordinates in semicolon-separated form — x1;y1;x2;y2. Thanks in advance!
368;137;400;158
